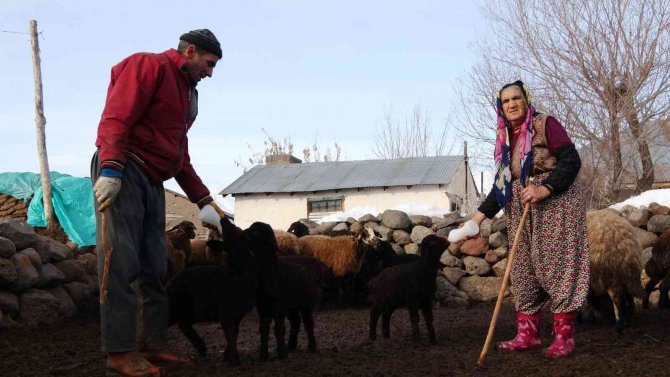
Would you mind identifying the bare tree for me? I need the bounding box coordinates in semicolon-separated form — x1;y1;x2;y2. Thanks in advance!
373;104;456;159
456;0;670;206
234;128;343;172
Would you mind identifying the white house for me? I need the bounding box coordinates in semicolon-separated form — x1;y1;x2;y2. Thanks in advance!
220;155;480;230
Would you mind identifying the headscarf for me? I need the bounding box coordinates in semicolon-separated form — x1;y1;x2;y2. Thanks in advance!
492;80;535;210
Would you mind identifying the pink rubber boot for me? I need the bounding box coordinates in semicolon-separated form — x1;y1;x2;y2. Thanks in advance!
545;312;576;358
497;312;542;352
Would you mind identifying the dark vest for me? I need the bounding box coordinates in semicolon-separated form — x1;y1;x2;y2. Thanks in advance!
510;114;557;179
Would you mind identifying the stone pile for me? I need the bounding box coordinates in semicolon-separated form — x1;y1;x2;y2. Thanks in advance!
304;203;670;308
0;218;98;327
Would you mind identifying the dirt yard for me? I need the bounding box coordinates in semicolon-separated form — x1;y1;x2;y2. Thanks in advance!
2;299;669;377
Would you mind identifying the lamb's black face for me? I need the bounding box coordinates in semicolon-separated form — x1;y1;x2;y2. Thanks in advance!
287;221;309;237
244;222;279;256
420;235;448;260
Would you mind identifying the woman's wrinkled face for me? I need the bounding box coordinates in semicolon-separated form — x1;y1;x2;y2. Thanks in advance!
500;86;528;126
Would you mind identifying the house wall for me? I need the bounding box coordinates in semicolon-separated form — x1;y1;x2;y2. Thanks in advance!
232;161;480;230
445;160;481;214
234;194;308;230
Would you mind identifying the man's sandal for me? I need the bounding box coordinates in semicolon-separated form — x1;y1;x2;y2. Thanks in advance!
105;364;163;377
142;350;194;364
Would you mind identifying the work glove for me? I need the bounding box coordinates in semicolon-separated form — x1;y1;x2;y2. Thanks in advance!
93;176;122;211
198;202;225;233
447;219;480;243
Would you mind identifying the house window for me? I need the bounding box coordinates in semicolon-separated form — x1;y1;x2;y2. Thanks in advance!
307;197;343;214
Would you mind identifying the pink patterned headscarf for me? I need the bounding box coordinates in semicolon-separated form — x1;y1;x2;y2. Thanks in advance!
492;81;534;210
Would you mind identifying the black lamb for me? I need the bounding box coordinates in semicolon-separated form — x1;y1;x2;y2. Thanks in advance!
280;254;337;308
166;217;257;366
245;222;318;360
367;235;448;344
287;221;310;237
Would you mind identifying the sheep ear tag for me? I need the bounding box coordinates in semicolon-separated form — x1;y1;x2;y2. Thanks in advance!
199;205;223;233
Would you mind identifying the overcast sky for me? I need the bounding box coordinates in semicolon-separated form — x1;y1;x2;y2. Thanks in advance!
0;0;488;197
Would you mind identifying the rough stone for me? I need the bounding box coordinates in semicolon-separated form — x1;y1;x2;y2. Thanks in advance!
314;221;337;235
54;259;87;283
442;212;462;226
35;263;67;288
493;246;508;259
404;243;420;255
627;208;650;228
462;256;491;276
380;210;412;230
649;202;670;216
459;237;488;257
409;215;432;228
18;248;42;273
647;214;670;234
349;222;363;234
484;250;499;264
435;224;458;239
447;241;461;256
373;225;394;241
77;253;98;275
440;252;463;268
459;275;508;302
62;281;91;306
639;247;653;269
632;227;659;249
0;236;16;259
491;217;507;234
442;266;466;286
330;222;351;236
435;275;469;307
391;243;405;255
358;214;379;223
46;286;78;317
18;289;60;325
492;258;507;277
488;231;507;248
0;219;39;250
0;257;18;288
392;230;412;246
11;254;40;290
479;219;493;238
410;225;434;244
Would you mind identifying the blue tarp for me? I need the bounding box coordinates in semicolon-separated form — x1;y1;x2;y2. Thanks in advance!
0;172;96;246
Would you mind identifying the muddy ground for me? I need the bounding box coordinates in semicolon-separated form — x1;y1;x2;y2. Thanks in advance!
2;299;669;377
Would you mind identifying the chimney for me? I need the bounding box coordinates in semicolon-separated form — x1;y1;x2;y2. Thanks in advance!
265;153;302;165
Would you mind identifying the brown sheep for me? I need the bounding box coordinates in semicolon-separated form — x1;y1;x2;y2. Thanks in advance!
586;209;645;332
297;227;382;306
189;227;226;266
166;220;197;281
274;230;300;255
643;228;670;309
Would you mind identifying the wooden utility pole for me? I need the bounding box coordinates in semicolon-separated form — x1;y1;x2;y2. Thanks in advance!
463;141;469;212
30;19;55;227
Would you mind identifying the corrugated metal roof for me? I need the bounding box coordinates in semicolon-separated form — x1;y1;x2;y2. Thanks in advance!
220;156;464;195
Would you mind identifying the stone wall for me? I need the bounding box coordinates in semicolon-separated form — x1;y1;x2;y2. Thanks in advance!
1;200;668;328
299;202;670;308
0;218;96;327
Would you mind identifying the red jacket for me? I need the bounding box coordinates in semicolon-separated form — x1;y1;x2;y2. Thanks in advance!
96;49;211;205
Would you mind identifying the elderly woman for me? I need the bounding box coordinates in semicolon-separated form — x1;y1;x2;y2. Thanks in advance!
466;81;589;358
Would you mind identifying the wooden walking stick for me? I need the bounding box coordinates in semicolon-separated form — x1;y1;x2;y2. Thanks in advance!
98;201;112;304
476;201;531;368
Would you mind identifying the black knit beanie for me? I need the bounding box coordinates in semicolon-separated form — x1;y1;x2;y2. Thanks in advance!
179;29;222;58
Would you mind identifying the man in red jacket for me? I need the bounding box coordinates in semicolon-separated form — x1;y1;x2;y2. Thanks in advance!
91;28;224;376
